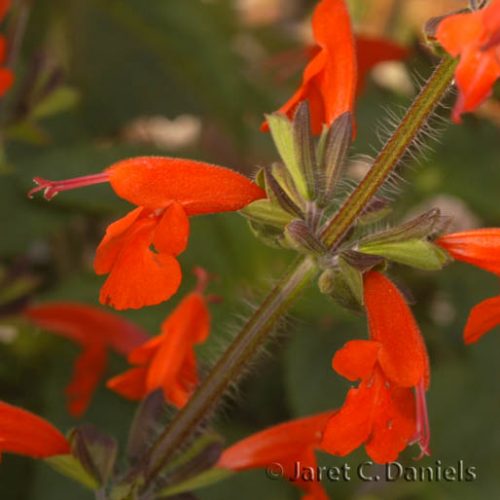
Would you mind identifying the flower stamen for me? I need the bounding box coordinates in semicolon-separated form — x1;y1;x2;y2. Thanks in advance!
413;378;431;459
28;172;110;200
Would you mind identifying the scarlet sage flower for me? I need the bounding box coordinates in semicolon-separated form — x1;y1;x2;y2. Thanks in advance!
217;412;335;500
321;271;430;463
437;229;500;342
435;0;500;122
29;156;265;310
265;35;408;95
0;0;14;97
107;270;210;407
0;401;69;458
262;0;357;135
24;302;149;416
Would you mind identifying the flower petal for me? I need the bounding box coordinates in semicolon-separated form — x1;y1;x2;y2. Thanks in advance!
152;202;189;256
263;0;356;135
364;271;429;388
365;386;416;463
321;379;375;457
164;350;198;408
436;11;484;56
24;302;148;354
218;411;334;471
0;67;13;97
128;334;163;365
332;339;381;381
94;207;145;275
312;0;357;126
464;295;500;343
437;229;500;275
0;401;69;458
65;344;107;417
0;1;10;23
355;36;409;94
106;366;148;401
98;218;182;310
145;293;210;405
267;50;327;135
453;47;500;119
106;157;265;214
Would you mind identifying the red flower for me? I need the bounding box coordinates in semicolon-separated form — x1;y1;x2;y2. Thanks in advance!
264;36;408;97
217;412;335;500
437;229;500;342
107;269;211;407
263;0;357;135
0;0;14;97
24;302;148;416
0;401;69;459
355;35;409;95
435;0;500;122
321;271;430;463
29;156;265;310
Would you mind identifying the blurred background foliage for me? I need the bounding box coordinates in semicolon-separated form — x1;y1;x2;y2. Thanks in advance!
0;0;499;499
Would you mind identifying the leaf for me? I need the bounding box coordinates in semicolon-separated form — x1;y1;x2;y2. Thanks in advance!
31;87;80;121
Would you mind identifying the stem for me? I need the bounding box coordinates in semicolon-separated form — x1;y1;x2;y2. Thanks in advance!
321;55;457;248
136;54;457;493
141;256;318;486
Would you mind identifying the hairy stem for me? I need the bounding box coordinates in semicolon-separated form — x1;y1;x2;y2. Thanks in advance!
136;54;457;493
321;55;457;248
142;256;317;486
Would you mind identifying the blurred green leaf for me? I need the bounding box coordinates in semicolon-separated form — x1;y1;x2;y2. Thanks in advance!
31;87;80;121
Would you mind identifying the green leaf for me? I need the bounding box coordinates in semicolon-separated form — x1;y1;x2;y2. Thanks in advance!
44;454;99;491
31;87;80;121
5;121;49;145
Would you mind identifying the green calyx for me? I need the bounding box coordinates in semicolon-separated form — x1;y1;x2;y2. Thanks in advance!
242;104;354;254
318;257;364;312
358;208;451;271
359;238;450;271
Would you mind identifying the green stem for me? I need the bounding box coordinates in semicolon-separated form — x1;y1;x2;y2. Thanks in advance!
135;54;457;494
321;55;457;248
142;256;318;486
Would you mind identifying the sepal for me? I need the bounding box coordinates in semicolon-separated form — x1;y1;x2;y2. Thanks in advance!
318;257;365;311
360;208;450;245
68;424;118;485
266;111;311;201
240;199;294;228
45;454;99;490
263;167;304;217
317;112;353;207
285;219;326;255
359;238;451;271
247;219;287;248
